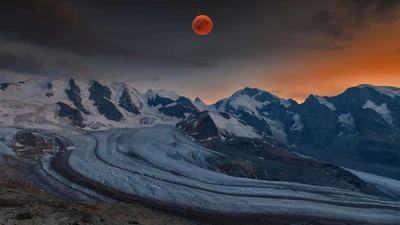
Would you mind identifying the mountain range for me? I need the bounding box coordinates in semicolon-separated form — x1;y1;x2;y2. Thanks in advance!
1;77;400;183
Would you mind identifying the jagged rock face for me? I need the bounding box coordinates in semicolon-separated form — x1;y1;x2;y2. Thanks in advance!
89;81;123;122
65;79;89;115
207;156;262;179
0;83;11;91
13;131;58;159
176;97;198;111
243;87;276;103
15;131;40;147
57;102;85;128
296;95;342;147
118;89;140;115
284;87;400;177
0;82;23;91
194;97;203;103
148;95;197;119
45;83;53;97
177;112;219;141
147;95;174;107
226;103;272;136
159;104;196;119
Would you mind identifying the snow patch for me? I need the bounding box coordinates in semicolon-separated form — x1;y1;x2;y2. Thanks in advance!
362;100;393;125
208;112;260;138
280;99;291;108
226;94;264;120
338;113;355;127
264;118;288;144
164;102;178;108
290;114;303;131
315;96;336;111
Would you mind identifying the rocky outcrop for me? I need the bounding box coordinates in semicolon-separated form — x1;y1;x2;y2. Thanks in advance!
147;95;174;107
0;83;11;91
45;83;53;97
57;102;85;128
89;81;123;122
0;82;22;91
12;131;57;159
65;78;89;115
176;97;198;111
148;95;197;119
207;156;262;179
118;88;140;115
159;104;197;119
177;112;219;141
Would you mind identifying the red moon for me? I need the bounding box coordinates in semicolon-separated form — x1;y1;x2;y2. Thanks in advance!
192;15;213;36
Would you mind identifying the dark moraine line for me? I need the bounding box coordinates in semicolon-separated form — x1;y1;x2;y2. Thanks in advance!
88;130;400;211
34;160;103;201
29;130;104;202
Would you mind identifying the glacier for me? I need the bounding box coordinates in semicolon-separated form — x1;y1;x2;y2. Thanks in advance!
23;125;400;224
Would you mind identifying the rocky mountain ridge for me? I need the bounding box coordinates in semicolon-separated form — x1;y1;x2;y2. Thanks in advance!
1;77;400;180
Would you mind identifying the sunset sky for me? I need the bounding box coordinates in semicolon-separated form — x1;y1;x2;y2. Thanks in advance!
1;0;400;104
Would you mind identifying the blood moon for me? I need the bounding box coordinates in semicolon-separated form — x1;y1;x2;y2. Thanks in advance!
192;15;213;36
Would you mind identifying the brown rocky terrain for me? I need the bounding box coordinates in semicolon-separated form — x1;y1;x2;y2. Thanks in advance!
0;159;201;225
0;131;201;225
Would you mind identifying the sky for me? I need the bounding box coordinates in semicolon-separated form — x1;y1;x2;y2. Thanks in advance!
0;0;400;104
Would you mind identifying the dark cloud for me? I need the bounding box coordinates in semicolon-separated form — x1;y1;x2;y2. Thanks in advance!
303;10;353;41
0;0;133;57
53;59;90;74
188;61;216;69
298;41;348;51
68;0;269;13
0;52;93;80
344;0;400;25
311;10;335;23
0;52;44;74
303;0;400;41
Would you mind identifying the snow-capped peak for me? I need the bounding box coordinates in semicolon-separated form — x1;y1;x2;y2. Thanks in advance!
232;87;279;99
192;97;209;112
212;87;287;116
145;89;180;101
357;84;400;98
195;97;204;103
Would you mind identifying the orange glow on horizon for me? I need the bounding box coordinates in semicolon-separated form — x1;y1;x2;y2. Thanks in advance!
254;22;400;104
